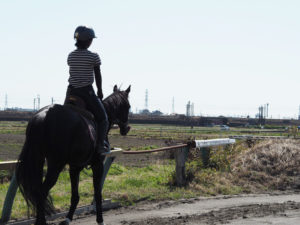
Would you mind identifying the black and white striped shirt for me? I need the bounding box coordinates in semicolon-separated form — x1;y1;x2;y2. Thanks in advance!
67;49;101;88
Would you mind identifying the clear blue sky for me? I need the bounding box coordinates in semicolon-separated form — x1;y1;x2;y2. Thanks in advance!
0;0;299;118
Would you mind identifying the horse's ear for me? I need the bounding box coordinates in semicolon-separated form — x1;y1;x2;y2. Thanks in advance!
125;85;131;94
113;85;118;93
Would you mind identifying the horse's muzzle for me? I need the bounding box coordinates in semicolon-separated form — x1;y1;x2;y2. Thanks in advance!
119;122;131;136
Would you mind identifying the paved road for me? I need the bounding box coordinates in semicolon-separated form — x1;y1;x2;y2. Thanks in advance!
57;192;300;225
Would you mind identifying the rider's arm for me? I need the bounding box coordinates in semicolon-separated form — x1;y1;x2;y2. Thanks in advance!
94;65;103;100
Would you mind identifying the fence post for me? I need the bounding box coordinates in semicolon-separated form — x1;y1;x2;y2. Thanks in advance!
175;146;189;186
0;172;18;224
93;153;118;211
200;147;210;168
100;156;116;190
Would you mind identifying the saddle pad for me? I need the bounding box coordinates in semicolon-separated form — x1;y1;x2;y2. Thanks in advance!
64;104;97;146
81;115;97;147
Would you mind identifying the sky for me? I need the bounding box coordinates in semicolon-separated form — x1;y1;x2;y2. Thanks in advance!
0;0;299;119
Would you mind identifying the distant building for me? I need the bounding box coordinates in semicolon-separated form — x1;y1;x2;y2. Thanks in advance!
4;107;34;112
151;110;163;116
140;109;150;115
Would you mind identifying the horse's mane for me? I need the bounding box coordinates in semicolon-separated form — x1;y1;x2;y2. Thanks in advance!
103;89;129;113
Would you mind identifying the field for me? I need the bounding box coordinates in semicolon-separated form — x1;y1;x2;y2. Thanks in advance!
1;121;300;223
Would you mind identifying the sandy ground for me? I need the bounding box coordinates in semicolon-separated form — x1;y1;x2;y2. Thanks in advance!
53;192;300;225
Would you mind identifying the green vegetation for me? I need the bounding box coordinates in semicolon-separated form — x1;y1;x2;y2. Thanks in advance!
127;145;160;151
0;121;27;135
0;163;179;219
110;124;289;140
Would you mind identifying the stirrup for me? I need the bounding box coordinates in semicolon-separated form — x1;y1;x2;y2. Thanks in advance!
96;141;111;155
100;146;111;155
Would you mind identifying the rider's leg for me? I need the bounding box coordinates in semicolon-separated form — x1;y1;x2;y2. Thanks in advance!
84;89;109;154
64;85;109;154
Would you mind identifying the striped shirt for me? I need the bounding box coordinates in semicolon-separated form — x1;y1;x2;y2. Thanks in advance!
67;49;101;88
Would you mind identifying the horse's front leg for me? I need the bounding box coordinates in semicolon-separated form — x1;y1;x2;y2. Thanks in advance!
92;157;105;225
59;166;81;225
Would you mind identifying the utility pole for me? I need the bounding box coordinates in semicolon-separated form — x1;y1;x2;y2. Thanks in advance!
191;103;194;116
4;94;8;110
37;95;40;110
172;97;175;114
144;89;148;110
51;97;54;105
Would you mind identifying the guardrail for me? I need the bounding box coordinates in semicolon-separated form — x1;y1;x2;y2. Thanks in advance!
0;138;235;224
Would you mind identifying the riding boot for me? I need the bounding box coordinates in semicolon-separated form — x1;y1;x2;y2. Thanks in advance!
95;119;110;156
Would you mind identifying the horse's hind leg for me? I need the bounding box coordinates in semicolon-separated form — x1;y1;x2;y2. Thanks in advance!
60;166;81;224
36;164;64;225
92;158;105;225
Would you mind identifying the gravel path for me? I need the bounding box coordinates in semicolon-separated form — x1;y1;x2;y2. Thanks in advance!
52;192;300;225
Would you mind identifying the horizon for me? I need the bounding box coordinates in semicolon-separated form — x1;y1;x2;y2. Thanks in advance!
1;104;298;120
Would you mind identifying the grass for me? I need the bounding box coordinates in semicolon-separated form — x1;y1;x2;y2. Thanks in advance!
0;163;176;219
0;121;27;135
126;145;160;151
232;139;300;191
109;124;290;140
0;121;291;139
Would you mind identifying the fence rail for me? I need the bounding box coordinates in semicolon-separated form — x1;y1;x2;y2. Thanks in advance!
0;161;17;171
122;144;188;154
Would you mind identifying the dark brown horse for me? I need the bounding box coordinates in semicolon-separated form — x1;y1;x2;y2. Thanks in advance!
16;85;131;225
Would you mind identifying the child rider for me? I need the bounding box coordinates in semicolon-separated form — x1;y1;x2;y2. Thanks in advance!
65;25;109;156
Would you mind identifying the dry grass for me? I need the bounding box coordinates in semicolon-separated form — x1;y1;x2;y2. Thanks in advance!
232;139;300;191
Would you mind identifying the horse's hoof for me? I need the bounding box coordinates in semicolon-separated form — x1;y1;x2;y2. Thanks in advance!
58;222;67;225
59;218;71;225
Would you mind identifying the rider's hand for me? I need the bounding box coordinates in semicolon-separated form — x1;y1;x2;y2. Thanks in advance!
97;90;103;100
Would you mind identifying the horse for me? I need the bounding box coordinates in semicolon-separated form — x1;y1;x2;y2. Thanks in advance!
16;85;131;225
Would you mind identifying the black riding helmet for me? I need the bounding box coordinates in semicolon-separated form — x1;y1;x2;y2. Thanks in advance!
74;26;96;41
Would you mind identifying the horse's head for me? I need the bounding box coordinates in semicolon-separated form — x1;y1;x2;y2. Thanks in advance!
103;85;131;136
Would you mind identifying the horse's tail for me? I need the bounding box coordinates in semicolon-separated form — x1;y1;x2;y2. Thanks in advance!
16;117;54;215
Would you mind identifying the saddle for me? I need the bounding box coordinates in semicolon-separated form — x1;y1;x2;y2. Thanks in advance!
64;95;95;121
64;95;97;145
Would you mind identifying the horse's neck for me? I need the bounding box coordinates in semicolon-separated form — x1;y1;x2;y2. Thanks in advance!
103;99;118;124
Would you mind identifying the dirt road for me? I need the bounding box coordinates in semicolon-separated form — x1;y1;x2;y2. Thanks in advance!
59;192;300;225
